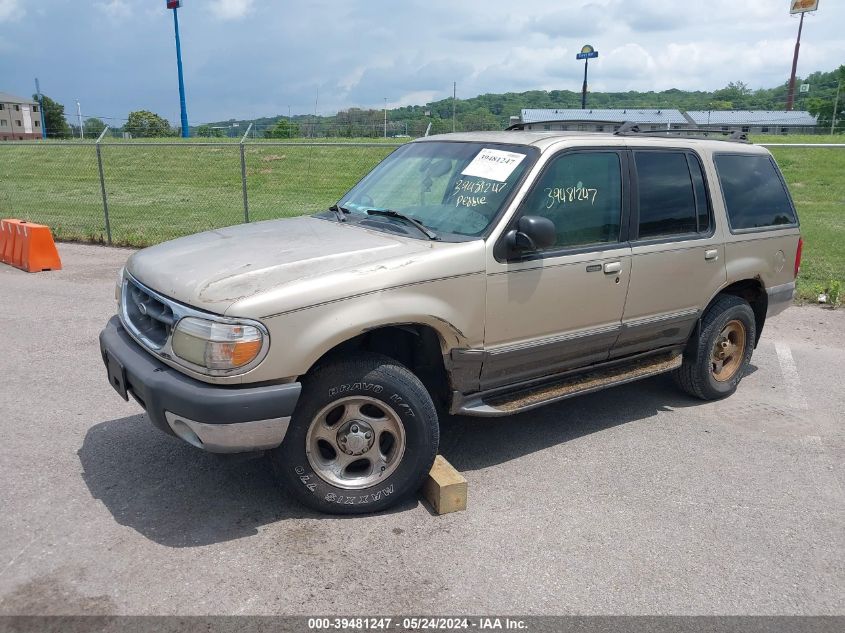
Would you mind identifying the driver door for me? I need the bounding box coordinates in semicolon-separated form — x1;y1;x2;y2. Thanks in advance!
482;149;632;391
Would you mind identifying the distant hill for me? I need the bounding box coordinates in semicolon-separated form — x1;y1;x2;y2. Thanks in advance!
202;67;844;137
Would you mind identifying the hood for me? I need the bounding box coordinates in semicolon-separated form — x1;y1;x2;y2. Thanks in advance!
126;216;482;318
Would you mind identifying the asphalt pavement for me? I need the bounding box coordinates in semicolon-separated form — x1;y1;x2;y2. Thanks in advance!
0;243;842;615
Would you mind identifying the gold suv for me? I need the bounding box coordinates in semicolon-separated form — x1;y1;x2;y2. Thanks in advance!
100;130;802;514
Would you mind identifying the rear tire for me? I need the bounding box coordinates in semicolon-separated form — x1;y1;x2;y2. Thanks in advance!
674;294;756;400
272;352;439;514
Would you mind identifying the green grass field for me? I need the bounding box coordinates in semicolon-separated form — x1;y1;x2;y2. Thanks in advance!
0;137;841;300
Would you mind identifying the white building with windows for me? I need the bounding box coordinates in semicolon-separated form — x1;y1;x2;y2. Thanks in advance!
0;92;42;141
519;108;688;132
685;110;818;135
519;108;819;136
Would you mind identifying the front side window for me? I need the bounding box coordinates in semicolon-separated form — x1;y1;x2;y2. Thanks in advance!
635;151;701;239
714;154;797;230
337;141;535;240
519;151;623;250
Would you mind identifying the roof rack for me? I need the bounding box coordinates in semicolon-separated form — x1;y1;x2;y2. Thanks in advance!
614;122;750;143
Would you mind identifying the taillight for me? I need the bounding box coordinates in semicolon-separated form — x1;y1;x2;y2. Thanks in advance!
794;237;803;279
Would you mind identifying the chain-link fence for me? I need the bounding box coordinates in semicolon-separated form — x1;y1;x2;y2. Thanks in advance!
0;139;399;246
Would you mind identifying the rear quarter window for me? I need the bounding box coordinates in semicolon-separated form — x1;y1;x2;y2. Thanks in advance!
714;154;797;230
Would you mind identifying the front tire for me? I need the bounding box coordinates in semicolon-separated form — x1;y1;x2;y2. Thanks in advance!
272;352;439;514
674;294;756;400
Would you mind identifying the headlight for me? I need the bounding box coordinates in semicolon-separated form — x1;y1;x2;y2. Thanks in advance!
171;317;265;371
115;266;125;305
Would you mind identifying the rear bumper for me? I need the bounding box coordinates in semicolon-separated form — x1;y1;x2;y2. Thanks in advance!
766;281;796;318
99;316;301;453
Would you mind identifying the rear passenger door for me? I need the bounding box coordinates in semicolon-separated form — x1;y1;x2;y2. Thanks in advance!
612;149;726;358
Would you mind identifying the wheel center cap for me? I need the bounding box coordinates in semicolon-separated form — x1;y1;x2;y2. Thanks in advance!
336;420;375;456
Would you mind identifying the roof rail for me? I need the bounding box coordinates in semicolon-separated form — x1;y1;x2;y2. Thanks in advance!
615;122;640;134
614;123;750;143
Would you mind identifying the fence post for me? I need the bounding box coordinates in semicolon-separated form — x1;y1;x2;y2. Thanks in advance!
96;126;112;245
240;123;252;223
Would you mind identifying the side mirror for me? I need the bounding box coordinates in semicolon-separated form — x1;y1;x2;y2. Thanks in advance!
505;215;556;257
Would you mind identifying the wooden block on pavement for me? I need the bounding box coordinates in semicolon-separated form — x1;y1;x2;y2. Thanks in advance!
422;455;467;514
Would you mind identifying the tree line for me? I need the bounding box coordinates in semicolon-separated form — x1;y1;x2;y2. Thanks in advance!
35;65;845;139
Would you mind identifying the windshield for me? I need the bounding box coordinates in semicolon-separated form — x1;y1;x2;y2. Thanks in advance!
335;141;536;240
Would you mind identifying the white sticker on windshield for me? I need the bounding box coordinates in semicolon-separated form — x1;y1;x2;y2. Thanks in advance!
461;148;526;182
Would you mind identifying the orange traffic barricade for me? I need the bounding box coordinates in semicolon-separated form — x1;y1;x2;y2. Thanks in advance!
0;219;62;273
0;219;17;265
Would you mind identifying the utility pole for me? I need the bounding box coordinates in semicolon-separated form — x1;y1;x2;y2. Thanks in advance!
76;100;83;139
832;79;842;135
167;1;190;137
786;11;805;111
452;82;456;133
384;97;388;138
34;78;46;140
314;87;318;137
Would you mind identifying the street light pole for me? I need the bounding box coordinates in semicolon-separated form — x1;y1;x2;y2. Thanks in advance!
168;1;190;137
76;100;83;139
384;97;388;138
34;78;46;140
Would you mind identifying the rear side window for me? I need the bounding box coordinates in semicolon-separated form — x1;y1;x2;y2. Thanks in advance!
635;151;710;239
714;154;797;230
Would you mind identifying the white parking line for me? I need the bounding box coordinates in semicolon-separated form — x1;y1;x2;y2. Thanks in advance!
774;341;809;410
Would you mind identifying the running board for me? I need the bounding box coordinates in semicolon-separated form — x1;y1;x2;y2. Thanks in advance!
456;352;682;417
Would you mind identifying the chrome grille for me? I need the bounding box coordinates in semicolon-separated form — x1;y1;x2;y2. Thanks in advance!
122;277;175;349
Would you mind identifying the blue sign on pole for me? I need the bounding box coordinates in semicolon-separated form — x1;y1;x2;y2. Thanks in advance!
577;45;598;109
576;44;599;60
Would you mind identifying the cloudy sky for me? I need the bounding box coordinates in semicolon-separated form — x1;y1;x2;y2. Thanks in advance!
1;0;843;125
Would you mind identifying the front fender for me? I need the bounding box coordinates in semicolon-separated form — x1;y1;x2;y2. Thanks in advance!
246;272;486;382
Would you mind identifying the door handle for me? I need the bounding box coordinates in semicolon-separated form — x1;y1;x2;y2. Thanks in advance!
603;261;622;274
704;249;719;261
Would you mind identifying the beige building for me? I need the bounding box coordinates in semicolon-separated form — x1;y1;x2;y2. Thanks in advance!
0;92;42;141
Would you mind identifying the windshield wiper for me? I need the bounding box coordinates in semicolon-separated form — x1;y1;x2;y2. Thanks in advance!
328;204;350;223
366;209;439;240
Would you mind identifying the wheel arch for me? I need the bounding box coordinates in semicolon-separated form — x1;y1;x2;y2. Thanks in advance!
701;277;767;347
301;322;454;408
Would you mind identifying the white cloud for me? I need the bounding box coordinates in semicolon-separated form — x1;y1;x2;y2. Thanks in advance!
0;0;23;23
2;0;842;122
97;0;132;22
209;0;254;20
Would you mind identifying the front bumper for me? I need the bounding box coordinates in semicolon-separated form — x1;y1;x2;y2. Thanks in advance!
99;316;301;453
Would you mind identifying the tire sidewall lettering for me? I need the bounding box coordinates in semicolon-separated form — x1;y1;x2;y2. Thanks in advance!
291;381;422;507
